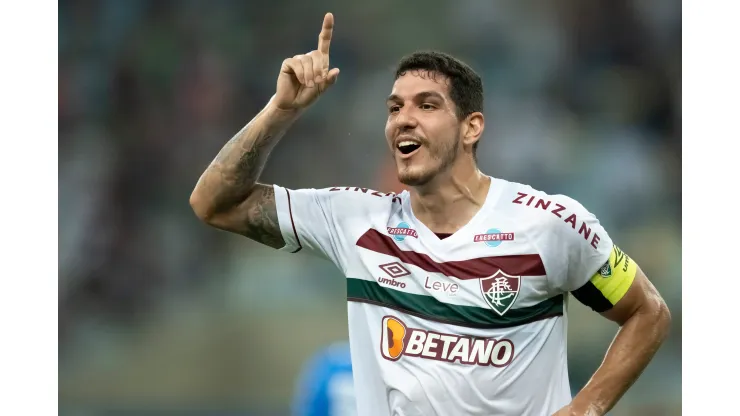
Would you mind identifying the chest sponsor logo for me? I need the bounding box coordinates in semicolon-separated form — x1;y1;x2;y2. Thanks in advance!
480;270;521;316
424;276;459;296
380;316;515;367
387;222;418;242
473;228;515;248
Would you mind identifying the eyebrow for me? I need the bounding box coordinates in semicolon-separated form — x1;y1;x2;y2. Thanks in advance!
386;91;446;103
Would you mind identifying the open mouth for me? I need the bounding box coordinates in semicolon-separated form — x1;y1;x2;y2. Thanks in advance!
397;140;422;155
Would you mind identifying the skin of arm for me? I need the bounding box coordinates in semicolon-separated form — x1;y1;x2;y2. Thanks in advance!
190;13;338;249
556;267;672;416
189;102;300;249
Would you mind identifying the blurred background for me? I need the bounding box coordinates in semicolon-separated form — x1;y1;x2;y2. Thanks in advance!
58;0;681;414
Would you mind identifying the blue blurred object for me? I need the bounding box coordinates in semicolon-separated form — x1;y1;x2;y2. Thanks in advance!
292;341;356;416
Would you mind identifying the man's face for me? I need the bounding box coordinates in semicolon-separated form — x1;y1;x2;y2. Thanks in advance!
384;70;462;187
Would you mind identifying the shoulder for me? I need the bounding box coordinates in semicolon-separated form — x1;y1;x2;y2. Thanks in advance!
497;179;606;249
319;187;406;225
322;186;404;206
279;185;404;209
274;185;404;229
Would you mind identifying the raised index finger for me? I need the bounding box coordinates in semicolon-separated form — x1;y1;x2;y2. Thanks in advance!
317;12;334;55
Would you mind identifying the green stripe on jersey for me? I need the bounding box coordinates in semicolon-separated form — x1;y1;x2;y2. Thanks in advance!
346;278;563;329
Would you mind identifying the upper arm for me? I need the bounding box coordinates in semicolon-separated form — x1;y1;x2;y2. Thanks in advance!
532;194;614;294
597;261;669;326
542;197;663;322
526;193;667;324
570;244;639;317
201;183;285;250
203;183;392;266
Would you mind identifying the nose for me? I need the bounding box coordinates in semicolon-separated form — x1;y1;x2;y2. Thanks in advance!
393;107;418;133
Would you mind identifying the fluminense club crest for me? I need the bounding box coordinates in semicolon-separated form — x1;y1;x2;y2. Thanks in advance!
479;270;521;316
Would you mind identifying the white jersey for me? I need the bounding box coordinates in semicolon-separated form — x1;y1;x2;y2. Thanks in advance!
273;177;616;416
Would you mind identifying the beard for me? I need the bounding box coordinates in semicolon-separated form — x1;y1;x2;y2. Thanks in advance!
396;134;459;187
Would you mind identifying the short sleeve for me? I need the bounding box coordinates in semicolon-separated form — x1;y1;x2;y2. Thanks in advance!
533;194;637;312
273;185;340;261
273;184;388;270
534;195;614;292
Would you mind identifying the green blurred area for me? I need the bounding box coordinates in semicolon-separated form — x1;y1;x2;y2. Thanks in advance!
59;0;681;414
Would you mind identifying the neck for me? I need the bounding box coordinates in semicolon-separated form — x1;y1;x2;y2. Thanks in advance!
409;159;491;234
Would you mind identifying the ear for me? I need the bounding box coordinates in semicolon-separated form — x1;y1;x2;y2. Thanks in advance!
461;112;485;150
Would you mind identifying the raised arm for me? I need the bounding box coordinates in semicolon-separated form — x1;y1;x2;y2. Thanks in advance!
189;12;340;248
189;107;297;248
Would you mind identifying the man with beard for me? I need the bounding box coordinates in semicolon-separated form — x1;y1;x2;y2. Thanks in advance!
190;13;671;416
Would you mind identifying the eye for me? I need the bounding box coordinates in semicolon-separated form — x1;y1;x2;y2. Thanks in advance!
420;103;436;110
389;105;400;114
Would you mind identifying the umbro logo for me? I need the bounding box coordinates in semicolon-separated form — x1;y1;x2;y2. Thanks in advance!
379;262;410;278
377;262;409;289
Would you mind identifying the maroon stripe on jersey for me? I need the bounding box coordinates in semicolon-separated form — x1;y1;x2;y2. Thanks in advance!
285;188;302;253
356;229;545;279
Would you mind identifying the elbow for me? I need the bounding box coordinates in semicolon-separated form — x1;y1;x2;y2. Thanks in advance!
189;190;216;224
648;296;672;342
658;300;672;337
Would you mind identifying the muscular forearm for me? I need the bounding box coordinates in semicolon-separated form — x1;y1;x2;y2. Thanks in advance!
190;100;300;219
571;303;671;415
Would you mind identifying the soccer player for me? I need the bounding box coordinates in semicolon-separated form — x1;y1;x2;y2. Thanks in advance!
292;341;356;416
190;13;672;416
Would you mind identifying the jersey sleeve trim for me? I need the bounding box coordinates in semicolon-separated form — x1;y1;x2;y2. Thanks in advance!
284;188;303;253
571;245;637;312
273;184;303;253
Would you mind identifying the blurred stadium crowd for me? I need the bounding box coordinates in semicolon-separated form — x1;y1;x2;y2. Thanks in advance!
59;0;681;414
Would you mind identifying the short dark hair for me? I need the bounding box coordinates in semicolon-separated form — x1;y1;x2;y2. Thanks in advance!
394;51;484;154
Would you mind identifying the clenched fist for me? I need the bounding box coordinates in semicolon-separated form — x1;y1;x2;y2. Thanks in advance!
273;13;341;111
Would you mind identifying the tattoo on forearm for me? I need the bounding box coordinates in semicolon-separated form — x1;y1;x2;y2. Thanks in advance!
207;123;275;208
193;109;294;249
